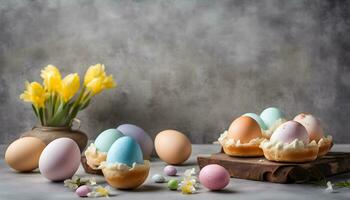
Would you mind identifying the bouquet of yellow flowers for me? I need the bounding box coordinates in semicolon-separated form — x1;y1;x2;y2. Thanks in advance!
20;64;116;127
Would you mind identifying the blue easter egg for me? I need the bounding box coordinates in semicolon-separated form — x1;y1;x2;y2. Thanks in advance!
242;113;268;130
94;129;124;152
106;136;144;167
260;107;284;128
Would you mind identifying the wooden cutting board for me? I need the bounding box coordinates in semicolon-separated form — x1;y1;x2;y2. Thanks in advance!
197;152;350;183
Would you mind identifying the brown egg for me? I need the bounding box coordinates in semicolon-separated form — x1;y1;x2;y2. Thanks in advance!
228;116;262;143
5;137;46;172
154;130;192;165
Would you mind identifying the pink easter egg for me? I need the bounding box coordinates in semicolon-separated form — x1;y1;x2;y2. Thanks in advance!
76;185;91;197
39;138;81;181
199;164;230;190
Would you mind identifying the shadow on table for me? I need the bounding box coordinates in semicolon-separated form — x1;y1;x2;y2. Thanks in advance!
204;188;237;194
127;185;164;193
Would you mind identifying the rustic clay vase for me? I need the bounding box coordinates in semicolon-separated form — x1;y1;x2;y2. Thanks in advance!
21;126;88;152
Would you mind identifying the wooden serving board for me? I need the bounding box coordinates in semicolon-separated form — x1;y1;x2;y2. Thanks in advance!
197;152;350;183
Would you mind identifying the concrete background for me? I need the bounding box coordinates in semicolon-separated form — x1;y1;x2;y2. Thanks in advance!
0;0;349;144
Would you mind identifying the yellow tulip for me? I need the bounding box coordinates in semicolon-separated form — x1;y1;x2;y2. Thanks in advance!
20;81;46;108
41;65;62;92
85;77;104;95
84;64;116;96
58;73;80;102
84;64;106;86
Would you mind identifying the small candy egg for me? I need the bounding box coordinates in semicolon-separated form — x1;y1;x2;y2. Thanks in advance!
76;185;91;197
164;165;177;176
5;137;46;172
228;116;262;143
199;164;230;190
167;179;178;190
242;113;268;130
94;129;124;152
293;113;324;141
39;138;81;181
117;124;153;159
260;107;284;128
155;130;192;165
106;136;144;167
270;121;309;144
152;174;166;183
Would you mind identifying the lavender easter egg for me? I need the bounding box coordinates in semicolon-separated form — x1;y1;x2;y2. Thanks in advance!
76;185;91;197
270;121;309;144
39;138;81;181
116;124;153;159
164;165;177;176
199;164;230;190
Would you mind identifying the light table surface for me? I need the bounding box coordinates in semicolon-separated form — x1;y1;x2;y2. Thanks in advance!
0;144;350;200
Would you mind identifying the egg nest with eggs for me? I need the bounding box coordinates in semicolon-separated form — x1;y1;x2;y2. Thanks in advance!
218;116;265;157
260;121;320;163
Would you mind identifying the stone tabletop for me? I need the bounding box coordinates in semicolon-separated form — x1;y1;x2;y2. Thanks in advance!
0;144;350;200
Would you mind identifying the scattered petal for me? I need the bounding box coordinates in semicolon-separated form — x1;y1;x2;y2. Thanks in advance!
179;168;198;194
325;181;337;193
87;186;117;198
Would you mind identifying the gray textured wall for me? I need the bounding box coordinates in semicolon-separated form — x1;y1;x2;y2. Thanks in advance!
0;0;349;144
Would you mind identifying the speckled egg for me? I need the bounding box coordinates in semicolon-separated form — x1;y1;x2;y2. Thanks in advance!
116;124;153;159
243;113;268;130
270;121;309;144
94;129;124;152
199;164;230;190
39;138;81;181
164;165;177;176
5;137;46;172
155;130;192;165
293;113;324;141
260;107;284;128
106;136;144;166
228;116;262;143
152;174;166;183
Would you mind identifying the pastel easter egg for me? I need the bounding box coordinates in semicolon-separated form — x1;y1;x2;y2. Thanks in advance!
199;164;230;190
76;185;91;197
5;137;46;172
167;179;178;190
293;113;324;141
94;129;124;152
260;107;284;128
106;136;144;167
117;124;153;159
270;121;309;144
39;138;81;181
243;113;268;130
164;165;177;176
